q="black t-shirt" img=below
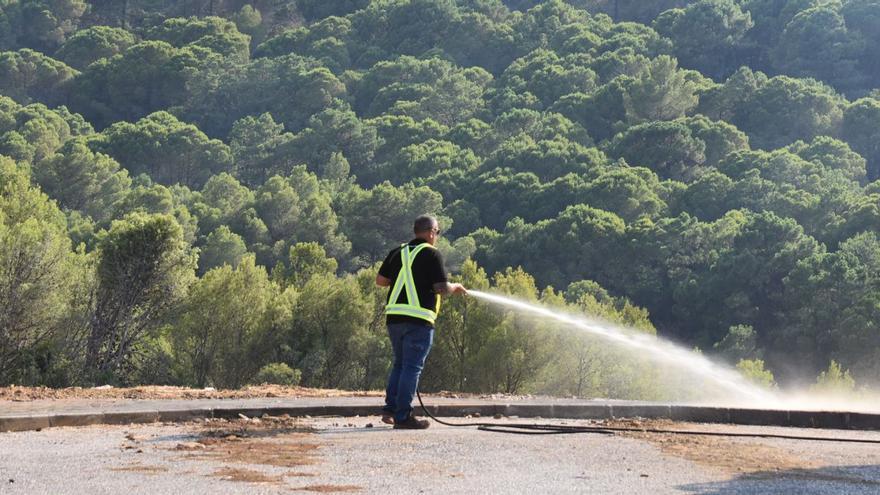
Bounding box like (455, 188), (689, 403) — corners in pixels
(378, 239), (448, 326)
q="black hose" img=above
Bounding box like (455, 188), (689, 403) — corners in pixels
(416, 390), (880, 443)
(416, 389), (614, 435)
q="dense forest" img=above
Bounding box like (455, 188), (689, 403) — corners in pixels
(1, 0), (877, 399)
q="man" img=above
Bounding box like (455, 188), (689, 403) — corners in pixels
(376, 215), (467, 429)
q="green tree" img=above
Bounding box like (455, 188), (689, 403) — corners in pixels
(2, 0), (88, 53)
(91, 111), (234, 189)
(771, 5), (865, 93)
(254, 16), (354, 72)
(0, 48), (77, 105)
(735, 358), (775, 388)
(426, 259), (501, 391)
(283, 242), (338, 289)
(297, 0), (369, 21)
(252, 167), (350, 264)
(55, 26), (137, 70)
(811, 360), (856, 394)
(496, 48), (598, 108)
(285, 273), (371, 388)
(337, 181), (445, 265)
(231, 5), (263, 38)
(369, 114), (446, 168)
(780, 233), (880, 381)
(183, 53), (346, 136)
(681, 114), (749, 167)
(227, 112), (291, 187)
(551, 76), (631, 142)
(711, 72), (846, 150)
(653, 0), (752, 79)
(286, 105), (379, 179)
(476, 266), (550, 393)
(481, 135), (606, 181)
(69, 41), (217, 128)
(0, 156), (81, 384)
(36, 138), (131, 222)
(606, 120), (707, 182)
(175, 255), (277, 387)
(713, 324), (760, 363)
(623, 55), (701, 123)
(85, 213), (196, 383)
(476, 204), (627, 290)
(145, 16), (251, 62)
(842, 98), (880, 181)
(192, 172), (255, 233)
(580, 167), (667, 221)
(0, 97), (93, 164)
(198, 225), (247, 274)
(353, 55), (489, 125)
(786, 136), (866, 183)
(383, 139), (478, 185)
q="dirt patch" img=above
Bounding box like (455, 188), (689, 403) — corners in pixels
(109, 464), (168, 474)
(212, 467), (286, 484)
(185, 434), (320, 467)
(638, 432), (818, 474)
(601, 419), (819, 474)
(172, 416), (322, 469)
(291, 485), (362, 493)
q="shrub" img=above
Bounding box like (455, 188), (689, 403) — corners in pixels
(253, 362), (301, 386)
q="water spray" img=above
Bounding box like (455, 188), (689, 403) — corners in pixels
(414, 290), (880, 442)
(466, 290), (774, 404)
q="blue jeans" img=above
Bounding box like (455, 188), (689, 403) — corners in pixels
(383, 322), (434, 422)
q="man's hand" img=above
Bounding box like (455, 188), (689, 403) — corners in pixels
(376, 274), (392, 287)
(434, 282), (467, 296)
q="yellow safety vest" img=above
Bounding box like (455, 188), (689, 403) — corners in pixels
(385, 243), (441, 324)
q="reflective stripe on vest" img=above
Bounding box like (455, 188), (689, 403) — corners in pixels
(385, 243), (439, 324)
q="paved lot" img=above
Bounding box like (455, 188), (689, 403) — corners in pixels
(1, 416), (879, 494)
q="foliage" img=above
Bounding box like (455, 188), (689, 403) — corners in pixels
(0, 156), (81, 384)
(0, 49), (77, 105)
(252, 362), (301, 386)
(174, 255), (276, 388)
(2, 0), (880, 395)
(735, 358), (776, 388)
(56, 26), (137, 70)
(90, 111), (234, 189)
(85, 213), (196, 383)
(811, 360), (856, 395)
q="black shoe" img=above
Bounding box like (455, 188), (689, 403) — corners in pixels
(393, 415), (430, 429)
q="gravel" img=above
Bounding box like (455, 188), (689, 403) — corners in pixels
(1, 417), (879, 494)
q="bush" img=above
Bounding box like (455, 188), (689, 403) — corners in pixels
(811, 360), (856, 395)
(736, 358), (776, 388)
(253, 362), (301, 386)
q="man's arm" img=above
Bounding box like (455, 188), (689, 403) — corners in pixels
(433, 281), (467, 295)
(376, 248), (396, 287)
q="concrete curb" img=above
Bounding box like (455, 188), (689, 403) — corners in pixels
(2, 403), (879, 433)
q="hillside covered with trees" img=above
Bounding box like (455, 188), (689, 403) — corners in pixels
(1, 0), (878, 398)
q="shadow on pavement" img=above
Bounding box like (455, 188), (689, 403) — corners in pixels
(679, 465), (880, 494)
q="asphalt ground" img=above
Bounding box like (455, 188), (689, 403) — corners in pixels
(1, 416), (879, 494)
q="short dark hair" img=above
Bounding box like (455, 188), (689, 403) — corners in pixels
(413, 215), (437, 234)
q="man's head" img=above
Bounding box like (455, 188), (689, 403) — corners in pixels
(413, 214), (440, 245)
